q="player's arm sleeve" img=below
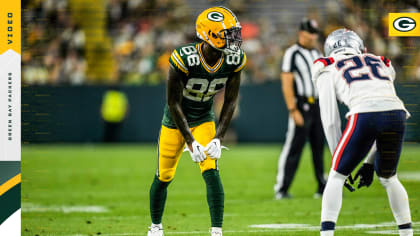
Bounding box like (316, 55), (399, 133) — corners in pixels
(380, 56), (396, 81)
(379, 56), (411, 119)
(315, 71), (342, 154)
(169, 49), (189, 75)
(233, 51), (247, 72)
(388, 63), (396, 81)
(281, 48), (294, 72)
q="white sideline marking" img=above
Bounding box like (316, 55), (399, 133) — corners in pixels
(96, 234), (139, 236)
(399, 171), (420, 181)
(22, 203), (109, 213)
(250, 221), (419, 231)
(167, 230), (283, 234)
(366, 229), (420, 235)
(338, 222), (395, 229)
(65, 222), (420, 236)
(250, 223), (317, 230)
(67, 230), (319, 236)
(73, 234), (139, 236)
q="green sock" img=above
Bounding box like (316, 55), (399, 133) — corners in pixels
(202, 169), (224, 227)
(149, 176), (171, 224)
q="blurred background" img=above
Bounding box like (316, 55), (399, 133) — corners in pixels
(22, 0), (420, 143)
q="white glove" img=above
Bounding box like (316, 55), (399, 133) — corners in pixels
(205, 138), (222, 159)
(186, 140), (206, 163)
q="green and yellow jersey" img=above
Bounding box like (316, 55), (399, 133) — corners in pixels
(162, 42), (246, 129)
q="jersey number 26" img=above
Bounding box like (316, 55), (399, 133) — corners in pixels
(336, 55), (390, 84)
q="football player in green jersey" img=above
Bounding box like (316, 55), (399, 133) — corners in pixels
(147, 6), (246, 236)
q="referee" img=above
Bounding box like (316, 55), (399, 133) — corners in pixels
(274, 18), (326, 199)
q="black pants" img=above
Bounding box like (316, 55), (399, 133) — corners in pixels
(274, 99), (326, 194)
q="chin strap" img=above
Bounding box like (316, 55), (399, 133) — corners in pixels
(211, 44), (240, 55)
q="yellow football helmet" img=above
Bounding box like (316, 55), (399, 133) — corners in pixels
(196, 6), (242, 55)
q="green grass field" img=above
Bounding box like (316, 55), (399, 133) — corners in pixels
(22, 144), (420, 236)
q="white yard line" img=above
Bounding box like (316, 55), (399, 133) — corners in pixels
(399, 171), (420, 181)
(66, 222), (419, 236)
(366, 229), (420, 235)
(249, 222), (419, 230)
(167, 229), (313, 234)
(22, 203), (109, 213)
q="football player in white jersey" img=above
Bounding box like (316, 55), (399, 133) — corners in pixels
(312, 29), (413, 236)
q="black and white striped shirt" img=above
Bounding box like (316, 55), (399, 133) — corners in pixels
(282, 43), (322, 98)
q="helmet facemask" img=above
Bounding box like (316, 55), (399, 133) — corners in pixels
(218, 27), (242, 55)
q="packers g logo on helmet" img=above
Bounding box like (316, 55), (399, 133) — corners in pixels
(207, 11), (224, 22)
(196, 7), (242, 55)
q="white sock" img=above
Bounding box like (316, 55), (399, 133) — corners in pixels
(399, 228), (413, 236)
(320, 230), (334, 236)
(211, 227), (222, 232)
(151, 223), (162, 229)
(321, 170), (347, 225)
(379, 175), (412, 226)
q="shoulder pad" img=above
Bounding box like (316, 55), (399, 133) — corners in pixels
(312, 57), (334, 82)
(313, 57), (335, 66)
(169, 45), (197, 75)
(380, 56), (390, 67)
(233, 50), (247, 72)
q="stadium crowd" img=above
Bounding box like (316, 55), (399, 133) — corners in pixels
(23, 0), (420, 85)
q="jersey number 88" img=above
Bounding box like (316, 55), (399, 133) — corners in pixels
(183, 78), (228, 102)
(180, 46), (200, 66)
